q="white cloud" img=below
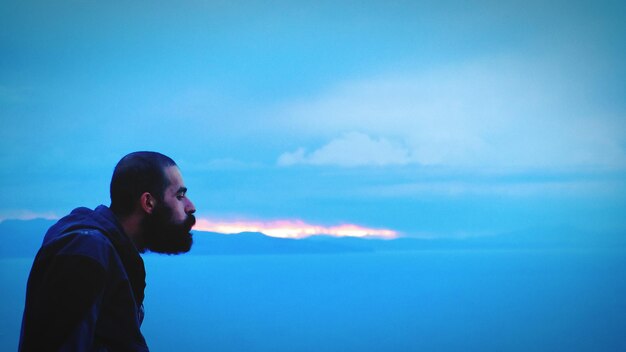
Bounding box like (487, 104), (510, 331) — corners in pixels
(275, 57), (626, 170)
(278, 132), (411, 167)
(277, 148), (307, 166)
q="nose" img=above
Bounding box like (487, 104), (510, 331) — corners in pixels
(185, 198), (196, 215)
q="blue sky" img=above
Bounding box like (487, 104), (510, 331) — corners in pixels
(1, 0), (625, 238)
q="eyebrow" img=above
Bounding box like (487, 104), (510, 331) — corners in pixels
(176, 187), (188, 194)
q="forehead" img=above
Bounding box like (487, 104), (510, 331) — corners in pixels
(163, 165), (184, 192)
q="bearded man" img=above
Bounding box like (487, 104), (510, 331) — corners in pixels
(19, 151), (196, 351)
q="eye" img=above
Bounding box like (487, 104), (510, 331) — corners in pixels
(176, 194), (185, 200)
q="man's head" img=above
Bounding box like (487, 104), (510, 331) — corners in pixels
(110, 151), (196, 254)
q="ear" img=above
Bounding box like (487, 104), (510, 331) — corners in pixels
(139, 192), (157, 215)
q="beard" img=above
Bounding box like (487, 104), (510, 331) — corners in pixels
(141, 202), (195, 254)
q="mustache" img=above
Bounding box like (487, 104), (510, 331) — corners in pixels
(185, 214), (196, 229)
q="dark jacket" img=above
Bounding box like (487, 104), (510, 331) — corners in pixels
(19, 205), (149, 351)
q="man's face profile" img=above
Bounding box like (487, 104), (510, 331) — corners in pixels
(142, 166), (196, 254)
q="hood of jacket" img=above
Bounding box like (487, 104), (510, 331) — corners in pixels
(43, 205), (146, 306)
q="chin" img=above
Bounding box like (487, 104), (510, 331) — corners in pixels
(145, 231), (193, 255)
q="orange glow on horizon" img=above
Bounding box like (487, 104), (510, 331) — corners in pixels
(193, 218), (398, 239)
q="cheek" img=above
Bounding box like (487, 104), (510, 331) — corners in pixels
(172, 203), (188, 222)
(163, 198), (185, 222)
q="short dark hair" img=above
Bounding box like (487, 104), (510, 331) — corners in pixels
(110, 151), (177, 217)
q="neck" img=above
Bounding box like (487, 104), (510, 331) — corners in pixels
(115, 212), (145, 251)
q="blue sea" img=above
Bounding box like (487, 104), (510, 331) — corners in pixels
(2, 249), (626, 351)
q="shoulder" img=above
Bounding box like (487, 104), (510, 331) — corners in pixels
(43, 229), (117, 267)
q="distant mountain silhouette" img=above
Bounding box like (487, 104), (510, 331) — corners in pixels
(0, 219), (53, 259)
(0, 220), (374, 258)
(1, 218), (624, 259)
(309, 227), (626, 252)
(190, 231), (373, 255)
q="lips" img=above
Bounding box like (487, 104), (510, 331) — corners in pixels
(185, 214), (196, 231)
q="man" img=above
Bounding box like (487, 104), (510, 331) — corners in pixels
(19, 151), (196, 351)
